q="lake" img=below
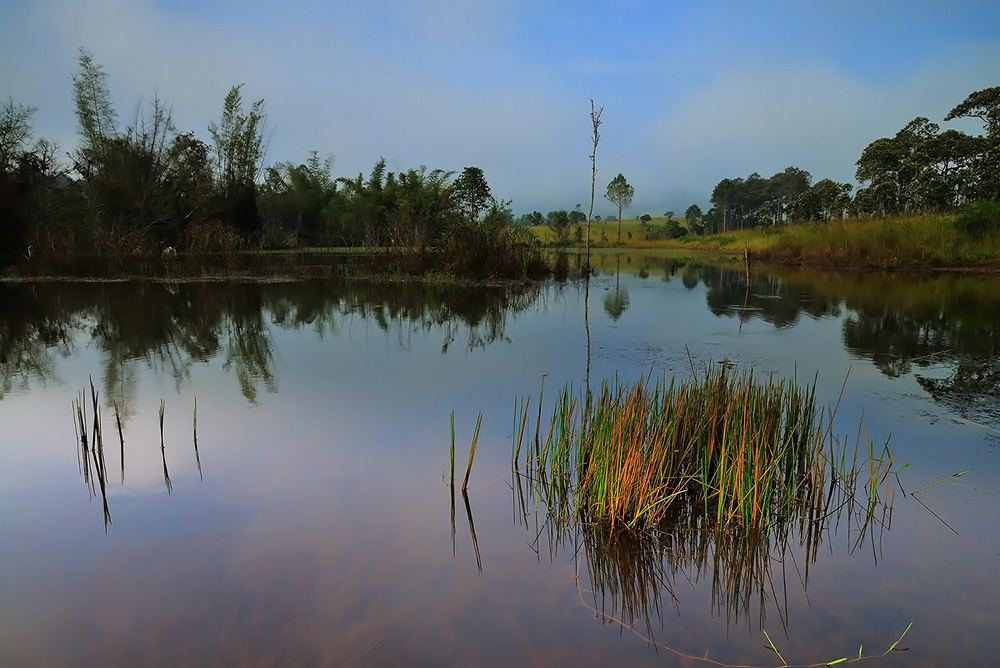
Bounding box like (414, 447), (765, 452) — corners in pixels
(1, 254), (998, 666)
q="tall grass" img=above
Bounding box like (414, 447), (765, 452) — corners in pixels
(514, 366), (894, 535)
(670, 212), (1000, 269)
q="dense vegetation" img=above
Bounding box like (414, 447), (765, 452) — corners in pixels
(531, 86), (1000, 250)
(3, 50), (997, 273)
(691, 87), (1000, 234)
(0, 50), (544, 278)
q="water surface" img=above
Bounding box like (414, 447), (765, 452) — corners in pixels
(1, 257), (998, 666)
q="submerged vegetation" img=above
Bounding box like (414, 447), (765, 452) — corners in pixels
(512, 366), (894, 534)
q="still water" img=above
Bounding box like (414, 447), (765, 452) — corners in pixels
(1, 255), (998, 666)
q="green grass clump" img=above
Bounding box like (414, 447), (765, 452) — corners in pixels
(514, 366), (894, 534)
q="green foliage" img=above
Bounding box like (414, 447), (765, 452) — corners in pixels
(605, 173), (634, 213)
(954, 199), (1000, 236)
(72, 48), (117, 155)
(789, 178), (853, 222)
(452, 166), (492, 219)
(69, 50), (185, 243)
(517, 211), (544, 227)
(639, 213), (652, 224)
(209, 84), (267, 234)
(0, 98), (47, 256)
(945, 85), (1000, 135)
(546, 209), (571, 245)
(605, 173), (634, 242)
(438, 200), (548, 279)
(0, 97), (37, 172)
(711, 166), (812, 230)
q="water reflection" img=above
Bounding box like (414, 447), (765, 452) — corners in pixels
(3, 263), (998, 423)
(590, 256), (1000, 423)
(0, 280), (545, 406)
(512, 459), (892, 645)
(4, 267), (996, 664)
(602, 256), (631, 321)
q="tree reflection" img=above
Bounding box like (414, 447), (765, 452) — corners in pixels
(0, 280), (544, 407)
(665, 263), (1000, 423)
(603, 256), (630, 321)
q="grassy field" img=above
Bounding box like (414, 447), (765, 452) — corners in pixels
(533, 212), (1000, 271)
(530, 217), (683, 245)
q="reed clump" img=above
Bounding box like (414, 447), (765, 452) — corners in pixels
(515, 366), (894, 534)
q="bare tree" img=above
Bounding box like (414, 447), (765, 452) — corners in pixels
(587, 100), (603, 259)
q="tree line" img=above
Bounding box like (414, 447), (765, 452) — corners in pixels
(0, 49), (531, 270)
(695, 86), (1000, 233)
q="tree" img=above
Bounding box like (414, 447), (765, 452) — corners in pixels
(569, 203), (586, 224)
(945, 86), (1000, 136)
(70, 50), (182, 239)
(72, 48), (117, 156)
(664, 218), (687, 238)
(0, 97), (47, 255)
(165, 132), (214, 227)
(209, 84), (267, 234)
(768, 166), (811, 224)
(0, 97), (37, 173)
(452, 166), (491, 219)
(684, 204), (702, 221)
(605, 173), (633, 243)
(546, 209), (571, 245)
(789, 179), (852, 221)
(639, 213), (652, 225)
(946, 86), (1000, 199)
(663, 210), (675, 221)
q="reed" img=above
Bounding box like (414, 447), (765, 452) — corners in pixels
(517, 366), (895, 535)
(158, 399), (166, 450)
(158, 398), (172, 494)
(449, 411), (456, 486)
(461, 412), (482, 493)
(72, 381), (111, 528)
(193, 397), (202, 481)
(113, 400), (125, 484)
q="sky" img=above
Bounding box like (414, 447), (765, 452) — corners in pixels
(2, 0), (999, 214)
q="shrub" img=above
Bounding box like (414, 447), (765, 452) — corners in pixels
(438, 212), (549, 279)
(183, 219), (244, 254)
(955, 200), (1000, 236)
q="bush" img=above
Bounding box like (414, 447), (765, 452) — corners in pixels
(183, 220), (244, 254)
(438, 213), (549, 279)
(955, 200), (1000, 236)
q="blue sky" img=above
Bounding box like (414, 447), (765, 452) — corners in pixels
(2, 0), (999, 213)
